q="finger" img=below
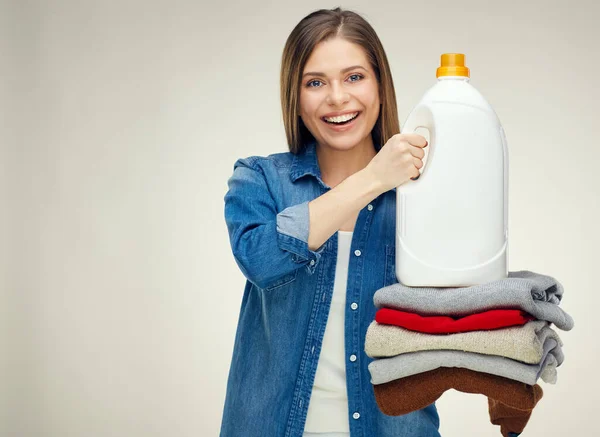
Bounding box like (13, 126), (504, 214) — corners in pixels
(410, 162), (421, 180)
(401, 133), (428, 147)
(408, 145), (425, 160)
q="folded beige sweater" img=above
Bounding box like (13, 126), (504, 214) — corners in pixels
(365, 319), (562, 364)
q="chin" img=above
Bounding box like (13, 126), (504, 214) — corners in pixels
(324, 132), (370, 150)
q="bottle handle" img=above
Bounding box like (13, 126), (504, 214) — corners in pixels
(400, 103), (436, 181)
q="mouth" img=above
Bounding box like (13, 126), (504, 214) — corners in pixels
(321, 111), (362, 129)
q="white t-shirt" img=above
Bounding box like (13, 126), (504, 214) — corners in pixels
(304, 230), (353, 432)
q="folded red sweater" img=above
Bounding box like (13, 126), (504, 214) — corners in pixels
(375, 308), (535, 334)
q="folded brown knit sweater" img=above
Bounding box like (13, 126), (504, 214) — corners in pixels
(373, 367), (543, 437)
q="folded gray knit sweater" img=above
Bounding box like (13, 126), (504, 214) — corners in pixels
(368, 337), (563, 386)
(373, 270), (574, 331)
(365, 320), (563, 363)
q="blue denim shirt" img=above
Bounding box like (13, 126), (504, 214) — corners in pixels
(220, 140), (440, 437)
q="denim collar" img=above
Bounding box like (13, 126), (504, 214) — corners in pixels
(290, 139), (396, 192)
(290, 139), (322, 184)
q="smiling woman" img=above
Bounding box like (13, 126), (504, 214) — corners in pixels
(220, 6), (434, 437)
(280, 12), (400, 156)
(298, 38), (381, 151)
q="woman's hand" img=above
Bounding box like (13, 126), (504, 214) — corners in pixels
(364, 133), (429, 192)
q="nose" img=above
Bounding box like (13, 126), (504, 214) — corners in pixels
(326, 82), (350, 106)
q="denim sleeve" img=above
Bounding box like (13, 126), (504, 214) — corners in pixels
(224, 157), (326, 290)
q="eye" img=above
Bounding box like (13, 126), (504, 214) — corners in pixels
(305, 74), (364, 88)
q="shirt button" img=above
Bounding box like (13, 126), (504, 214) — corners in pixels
(350, 354), (357, 362)
(367, 204), (373, 211)
(350, 302), (358, 310)
(309, 260), (315, 266)
(354, 249), (361, 257)
(353, 412), (360, 420)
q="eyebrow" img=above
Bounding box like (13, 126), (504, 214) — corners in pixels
(302, 65), (367, 78)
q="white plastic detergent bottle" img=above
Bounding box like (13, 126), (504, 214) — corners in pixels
(396, 53), (508, 287)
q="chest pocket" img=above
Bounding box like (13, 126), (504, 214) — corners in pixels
(384, 244), (398, 287)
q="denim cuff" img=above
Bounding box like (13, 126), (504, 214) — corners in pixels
(276, 201), (325, 274)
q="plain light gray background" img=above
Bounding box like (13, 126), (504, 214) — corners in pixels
(2, 0), (599, 436)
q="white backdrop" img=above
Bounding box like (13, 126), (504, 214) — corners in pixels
(3, 0), (598, 436)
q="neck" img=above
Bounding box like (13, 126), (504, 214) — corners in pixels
(316, 136), (377, 188)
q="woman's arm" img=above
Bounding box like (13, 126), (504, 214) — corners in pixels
(225, 135), (426, 290)
(307, 133), (428, 250)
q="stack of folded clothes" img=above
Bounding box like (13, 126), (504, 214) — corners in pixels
(365, 270), (574, 437)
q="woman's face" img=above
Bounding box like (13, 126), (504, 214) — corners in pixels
(299, 36), (381, 153)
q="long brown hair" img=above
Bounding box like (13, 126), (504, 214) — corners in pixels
(280, 7), (400, 154)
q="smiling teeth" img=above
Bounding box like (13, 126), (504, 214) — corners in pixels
(324, 112), (359, 123)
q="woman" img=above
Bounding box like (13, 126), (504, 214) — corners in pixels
(220, 7), (436, 437)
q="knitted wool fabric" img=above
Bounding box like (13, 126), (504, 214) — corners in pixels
(375, 308), (534, 334)
(372, 367), (543, 437)
(368, 337), (562, 386)
(365, 319), (562, 363)
(373, 270), (574, 331)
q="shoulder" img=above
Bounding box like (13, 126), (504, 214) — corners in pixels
(226, 148), (299, 193)
(233, 150), (295, 172)
(231, 149), (297, 187)
(226, 150), (298, 203)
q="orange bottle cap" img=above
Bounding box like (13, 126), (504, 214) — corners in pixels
(436, 53), (470, 78)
